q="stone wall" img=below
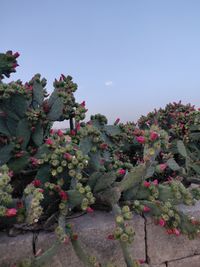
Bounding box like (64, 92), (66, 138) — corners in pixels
(1, 202), (200, 267)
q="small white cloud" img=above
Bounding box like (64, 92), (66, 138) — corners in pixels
(105, 81), (113, 86)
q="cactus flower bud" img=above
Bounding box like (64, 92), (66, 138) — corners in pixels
(13, 52), (20, 58)
(114, 118), (120, 125)
(120, 233), (129, 242)
(12, 63), (19, 69)
(80, 101), (86, 107)
(122, 206), (130, 213)
(116, 215), (124, 224)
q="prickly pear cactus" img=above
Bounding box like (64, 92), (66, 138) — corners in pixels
(1, 51), (200, 267)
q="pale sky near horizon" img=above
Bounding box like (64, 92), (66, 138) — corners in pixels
(1, 0), (200, 128)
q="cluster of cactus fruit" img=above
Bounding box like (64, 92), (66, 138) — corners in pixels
(1, 51), (200, 267)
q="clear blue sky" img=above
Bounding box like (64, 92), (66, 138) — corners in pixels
(1, 0), (200, 127)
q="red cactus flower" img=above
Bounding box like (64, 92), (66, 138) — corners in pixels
(150, 131), (159, 141)
(138, 259), (145, 264)
(30, 157), (39, 166)
(166, 229), (173, 235)
(143, 206), (150, 212)
(64, 153), (72, 161)
(76, 123), (81, 131)
(8, 171), (13, 177)
(39, 189), (44, 193)
(118, 169), (126, 175)
(70, 130), (76, 136)
(107, 234), (115, 240)
(57, 129), (63, 137)
(32, 179), (41, 187)
(86, 207), (94, 213)
(17, 201), (24, 209)
(50, 129), (55, 134)
(100, 143), (108, 150)
(136, 136), (146, 144)
(15, 151), (24, 158)
(59, 191), (68, 201)
(144, 181), (151, 187)
(45, 138), (53, 145)
(5, 208), (17, 217)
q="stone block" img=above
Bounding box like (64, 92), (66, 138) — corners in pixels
(167, 255), (200, 267)
(146, 216), (200, 265)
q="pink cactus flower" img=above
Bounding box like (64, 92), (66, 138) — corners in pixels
(153, 179), (158, 185)
(159, 218), (166, 227)
(173, 228), (181, 236)
(5, 208), (17, 217)
(159, 163), (167, 171)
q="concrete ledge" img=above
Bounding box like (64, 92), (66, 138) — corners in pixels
(0, 211), (145, 267)
(0, 202), (200, 267)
